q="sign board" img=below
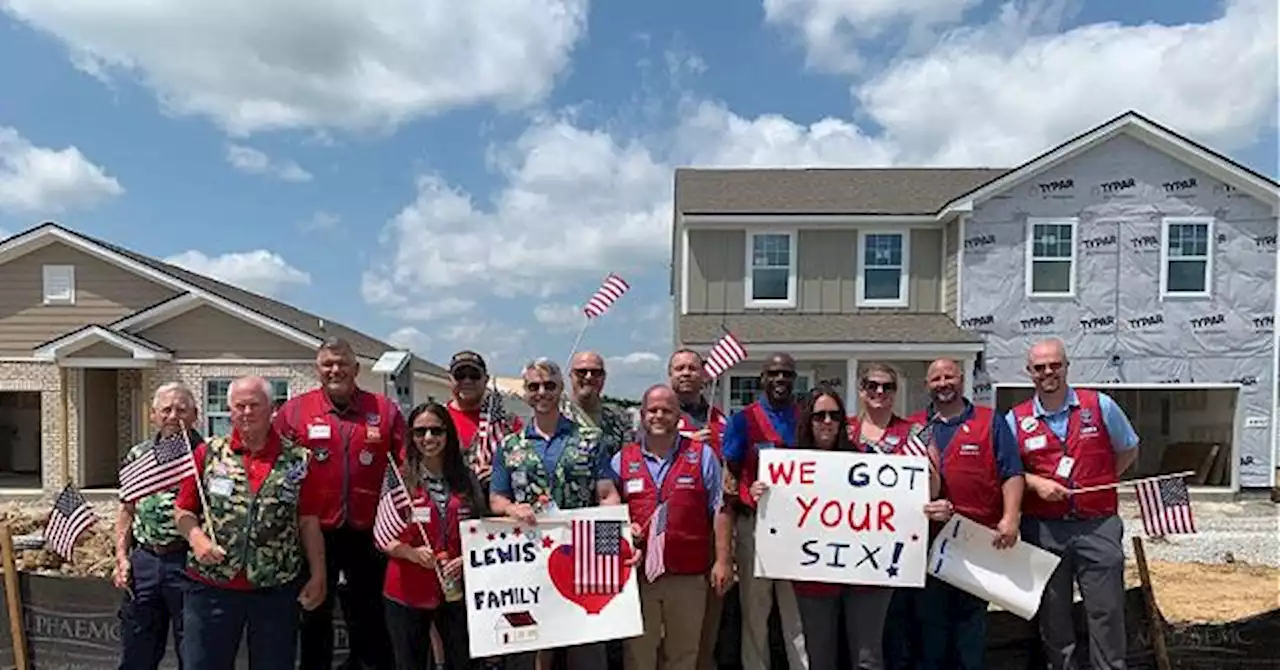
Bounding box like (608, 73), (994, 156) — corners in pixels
(753, 449), (931, 588)
(462, 505), (642, 658)
(927, 514), (1062, 620)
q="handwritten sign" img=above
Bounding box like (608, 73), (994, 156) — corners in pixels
(753, 449), (930, 588)
(462, 505), (642, 658)
(928, 515), (1061, 620)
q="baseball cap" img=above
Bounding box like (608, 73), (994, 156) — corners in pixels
(449, 350), (487, 374)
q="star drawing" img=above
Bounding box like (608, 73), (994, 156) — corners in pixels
(887, 566), (899, 578)
(541, 536), (554, 549)
(512, 526), (522, 536)
(487, 533), (496, 541)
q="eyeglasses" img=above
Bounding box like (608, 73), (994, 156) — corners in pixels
(1030, 361), (1064, 374)
(810, 410), (843, 423)
(452, 369), (483, 382)
(861, 379), (897, 394)
(764, 369), (796, 380)
(525, 381), (559, 393)
(412, 426), (447, 438)
(572, 368), (604, 378)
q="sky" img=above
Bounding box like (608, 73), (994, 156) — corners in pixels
(0, 0), (1276, 398)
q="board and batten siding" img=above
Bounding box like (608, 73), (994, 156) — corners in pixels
(683, 228), (942, 313)
(0, 243), (180, 356)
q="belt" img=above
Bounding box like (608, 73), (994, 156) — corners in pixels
(139, 539), (188, 555)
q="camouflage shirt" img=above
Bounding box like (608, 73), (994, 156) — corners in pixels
(568, 402), (634, 457)
(498, 417), (605, 512)
(121, 438), (183, 547)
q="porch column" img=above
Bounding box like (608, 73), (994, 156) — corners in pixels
(963, 353), (977, 401)
(845, 357), (860, 415)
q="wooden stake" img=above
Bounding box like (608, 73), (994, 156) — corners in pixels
(1132, 536), (1171, 670)
(0, 525), (29, 670)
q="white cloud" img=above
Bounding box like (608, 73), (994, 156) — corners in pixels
(3, 0), (590, 135)
(0, 127), (123, 213)
(298, 210), (340, 233)
(225, 145), (312, 182)
(435, 318), (531, 374)
(386, 326), (431, 354)
(165, 249), (311, 297)
(533, 302), (585, 332)
(606, 351), (662, 371)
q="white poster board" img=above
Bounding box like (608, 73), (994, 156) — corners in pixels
(754, 450), (931, 588)
(462, 505), (642, 658)
(927, 514), (1062, 620)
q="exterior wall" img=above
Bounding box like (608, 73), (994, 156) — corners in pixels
(134, 305), (316, 359)
(942, 216), (960, 320)
(0, 243), (178, 356)
(959, 134), (1278, 487)
(145, 362), (317, 436)
(66, 341), (137, 358)
(717, 358), (934, 416)
(684, 228), (943, 314)
(0, 362), (72, 492)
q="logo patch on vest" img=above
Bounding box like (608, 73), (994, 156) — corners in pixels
(1080, 408), (1094, 424)
(366, 413), (381, 427)
(1019, 416), (1039, 433)
(314, 447), (330, 462)
(627, 461), (642, 473)
(366, 426), (381, 442)
(1024, 435), (1047, 451)
(959, 443), (980, 454)
(358, 450), (374, 466)
(684, 450), (698, 463)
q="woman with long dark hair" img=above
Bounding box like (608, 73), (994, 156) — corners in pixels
(379, 402), (487, 670)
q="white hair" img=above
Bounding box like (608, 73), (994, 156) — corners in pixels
(522, 357), (563, 384)
(228, 376), (273, 401)
(152, 382), (195, 409)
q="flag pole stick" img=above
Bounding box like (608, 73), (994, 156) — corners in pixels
(385, 459), (452, 589)
(1069, 471), (1195, 495)
(1132, 536), (1172, 670)
(0, 525), (29, 670)
(178, 422), (217, 546)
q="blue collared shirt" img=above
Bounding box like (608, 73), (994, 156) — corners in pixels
(925, 400), (1023, 480)
(490, 415), (611, 498)
(607, 437), (723, 517)
(995, 388), (1140, 461)
(722, 395), (797, 465)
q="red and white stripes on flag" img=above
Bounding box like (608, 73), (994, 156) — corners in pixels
(644, 503), (668, 583)
(573, 519), (623, 595)
(900, 426), (930, 458)
(702, 330), (747, 380)
(373, 465), (412, 551)
(45, 485), (97, 561)
(583, 273), (630, 319)
(1136, 476), (1197, 537)
(119, 433), (196, 503)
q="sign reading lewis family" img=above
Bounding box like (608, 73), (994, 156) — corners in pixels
(462, 505), (643, 658)
(754, 450), (930, 588)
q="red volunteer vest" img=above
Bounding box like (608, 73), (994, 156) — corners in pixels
(383, 487), (473, 610)
(737, 402), (798, 510)
(924, 406), (1003, 529)
(619, 439), (711, 576)
(1013, 389), (1118, 519)
(676, 405), (727, 459)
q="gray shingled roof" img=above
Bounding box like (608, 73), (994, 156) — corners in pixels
(679, 313), (982, 346)
(674, 167), (1011, 216)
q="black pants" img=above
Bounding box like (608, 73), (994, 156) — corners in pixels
(384, 599), (472, 670)
(119, 546), (187, 670)
(300, 526), (394, 670)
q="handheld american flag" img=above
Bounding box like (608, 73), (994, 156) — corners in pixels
(644, 503), (668, 583)
(119, 432), (196, 503)
(373, 465), (411, 551)
(900, 424), (930, 459)
(573, 519), (623, 595)
(583, 273), (630, 319)
(472, 389), (506, 474)
(703, 330), (747, 380)
(45, 485), (97, 561)
(1136, 476), (1196, 537)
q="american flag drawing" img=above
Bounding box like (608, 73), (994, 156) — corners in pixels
(119, 433), (195, 503)
(573, 519), (623, 594)
(644, 504), (668, 583)
(1136, 476), (1197, 537)
(45, 485), (97, 561)
(583, 273), (630, 319)
(373, 465), (412, 551)
(703, 330), (747, 380)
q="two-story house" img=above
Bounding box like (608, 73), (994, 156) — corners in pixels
(671, 111), (1279, 492)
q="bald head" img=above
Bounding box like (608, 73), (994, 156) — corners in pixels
(925, 358), (964, 407)
(1027, 338), (1068, 365)
(570, 351), (607, 403)
(1026, 338), (1069, 394)
(640, 384), (680, 440)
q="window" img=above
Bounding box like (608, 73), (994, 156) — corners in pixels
(725, 372), (815, 413)
(857, 232), (909, 307)
(745, 231), (797, 307)
(204, 378), (290, 437)
(1025, 218), (1077, 297)
(1161, 217), (1213, 298)
(42, 265), (75, 305)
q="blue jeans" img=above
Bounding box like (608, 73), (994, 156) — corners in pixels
(119, 547), (187, 670)
(181, 577), (302, 670)
(919, 576), (988, 670)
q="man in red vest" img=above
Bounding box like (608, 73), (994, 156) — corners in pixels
(721, 353), (807, 670)
(273, 337), (406, 670)
(999, 339), (1140, 670)
(610, 384), (733, 670)
(911, 358), (1025, 670)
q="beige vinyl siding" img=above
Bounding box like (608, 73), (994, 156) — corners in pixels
(65, 341), (138, 358)
(942, 217), (960, 319)
(135, 305), (315, 359)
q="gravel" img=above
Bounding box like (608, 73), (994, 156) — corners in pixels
(1118, 498), (1279, 567)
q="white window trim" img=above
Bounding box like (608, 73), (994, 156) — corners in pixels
(204, 377), (290, 436)
(744, 230), (798, 308)
(1024, 217), (1078, 299)
(41, 264), (75, 305)
(856, 230), (911, 308)
(1159, 216), (1215, 300)
(722, 370), (816, 412)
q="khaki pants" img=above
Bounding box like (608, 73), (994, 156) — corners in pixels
(736, 516), (807, 670)
(624, 574), (708, 670)
(696, 584), (724, 670)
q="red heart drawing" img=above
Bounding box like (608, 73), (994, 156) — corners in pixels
(546, 541), (634, 615)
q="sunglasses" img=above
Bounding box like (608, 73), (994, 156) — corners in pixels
(572, 368), (604, 378)
(810, 410), (843, 423)
(1030, 361), (1064, 374)
(452, 369), (483, 382)
(861, 379), (897, 394)
(412, 426), (447, 438)
(525, 381), (559, 393)
(764, 369), (796, 379)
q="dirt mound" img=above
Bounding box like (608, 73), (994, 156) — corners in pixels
(0, 504), (116, 580)
(1132, 560), (1280, 623)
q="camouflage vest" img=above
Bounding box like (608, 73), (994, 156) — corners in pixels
(501, 421), (600, 511)
(123, 440), (182, 547)
(189, 436), (309, 587)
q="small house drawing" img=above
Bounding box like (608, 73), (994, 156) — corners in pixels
(495, 611), (539, 646)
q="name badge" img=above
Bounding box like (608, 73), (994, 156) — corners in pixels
(411, 506), (432, 523)
(1024, 435), (1047, 451)
(959, 443), (980, 454)
(1081, 426), (1099, 435)
(1055, 456), (1076, 479)
(208, 477), (234, 497)
(307, 424), (331, 441)
(512, 471), (528, 487)
(625, 479), (645, 494)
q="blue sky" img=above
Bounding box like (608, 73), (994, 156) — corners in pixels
(0, 0), (1275, 397)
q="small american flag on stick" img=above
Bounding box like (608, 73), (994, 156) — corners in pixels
(1136, 476), (1196, 537)
(583, 273), (630, 319)
(373, 465), (411, 551)
(119, 432), (195, 503)
(644, 503), (668, 583)
(45, 485), (97, 561)
(573, 519), (623, 595)
(899, 425), (930, 459)
(703, 330), (747, 380)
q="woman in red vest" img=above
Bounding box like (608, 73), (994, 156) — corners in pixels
(379, 403), (486, 670)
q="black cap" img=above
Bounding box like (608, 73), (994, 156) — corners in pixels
(449, 350), (487, 374)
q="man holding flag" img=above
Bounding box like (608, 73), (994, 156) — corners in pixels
(444, 350), (522, 486)
(611, 384), (732, 670)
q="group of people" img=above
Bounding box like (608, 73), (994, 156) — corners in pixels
(114, 334), (1140, 670)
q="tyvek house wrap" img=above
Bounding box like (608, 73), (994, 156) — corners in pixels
(959, 133), (1277, 488)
